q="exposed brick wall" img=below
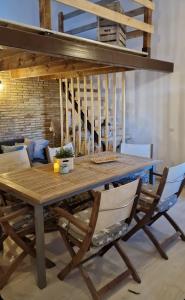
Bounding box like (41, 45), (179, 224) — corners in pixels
(0, 72), (61, 145)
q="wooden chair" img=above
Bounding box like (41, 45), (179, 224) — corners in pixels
(112, 143), (153, 188)
(123, 162), (185, 260)
(0, 148), (31, 250)
(0, 148), (56, 285)
(52, 179), (141, 300)
(0, 148), (31, 174)
(0, 203), (55, 289)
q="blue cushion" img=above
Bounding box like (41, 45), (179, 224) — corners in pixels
(33, 139), (49, 160)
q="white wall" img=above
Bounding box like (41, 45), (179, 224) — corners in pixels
(126, 0), (185, 167)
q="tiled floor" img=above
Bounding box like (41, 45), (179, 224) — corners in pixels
(1, 197), (185, 300)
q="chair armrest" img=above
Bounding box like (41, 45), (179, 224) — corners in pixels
(141, 188), (160, 199)
(0, 206), (31, 223)
(152, 172), (162, 177)
(52, 207), (92, 234)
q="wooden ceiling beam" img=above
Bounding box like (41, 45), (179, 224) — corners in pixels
(41, 66), (132, 80)
(10, 61), (104, 79)
(56, 0), (154, 33)
(0, 25), (174, 73)
(0, 52), (58, 71)
(39, 0), (51, 29)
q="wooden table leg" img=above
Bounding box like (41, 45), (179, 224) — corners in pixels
(34, 205), (46, 289)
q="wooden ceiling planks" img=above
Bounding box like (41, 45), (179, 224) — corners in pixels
(0, 51), (59, 71)
(10, 60), (106, 79)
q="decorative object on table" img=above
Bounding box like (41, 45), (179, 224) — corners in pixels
(60, 163), (69, 174)
(91, 154), (118, 164)
(54, 147), (74, 171)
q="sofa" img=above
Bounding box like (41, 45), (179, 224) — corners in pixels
(0, 138), (48, 164)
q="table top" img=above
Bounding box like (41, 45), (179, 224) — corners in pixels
(0, 152), (160, 206)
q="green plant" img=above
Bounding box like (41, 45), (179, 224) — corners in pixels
(55, 148), (74, 159)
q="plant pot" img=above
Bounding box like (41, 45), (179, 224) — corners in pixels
(54, 157), (74, 171)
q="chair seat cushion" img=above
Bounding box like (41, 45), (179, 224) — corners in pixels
(1, 204), (57, 234)
(59, 207), (128, 248)
(58, 192), (93, 213)
(138, 193), (178, 213)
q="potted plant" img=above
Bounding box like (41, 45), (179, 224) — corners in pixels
(54, 148), (74, 171)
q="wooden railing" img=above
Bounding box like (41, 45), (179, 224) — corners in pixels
(59, 73), (126, 154)
(56, 0), (154, 55)
(39, 0), (154, 55)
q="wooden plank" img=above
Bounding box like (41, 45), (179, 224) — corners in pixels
(90, 76), (95, 153)
(71, 77), (76, 148)
(105, 74), (109, 151)
(112, 73), (117, 152)
(58, 12), (64, 32)
(66, 22), (97, 35)
(125, 7), (145, 18)
(121, 72), (126, 143)
(63, 0), (115, 20)
(39, 0), (51, 29)
(59, 79), (64, 146)
(97, 75), (102, 151)
(42, 66), (131, 80)
(77, 77), (81, 154)
(65, 79), (69, 143)
(131, 0), (154, 10)
(0, 52), (57, 71)
(83, 76), (88, 154)
(126, 30), (143, 39)
(0, 25), (174, 73)
(56, 0), (154, 33)
(143, 4), (153, 56)
(10, 61), (103, 79)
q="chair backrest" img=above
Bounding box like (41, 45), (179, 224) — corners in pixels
(95, 179), (139, 233)
(159, 163), (185, 202)
(46, 143), (75, 163)
(0, 148), (31, 174)
(120, 143), (152, 159)
(46, 146), (60, 163)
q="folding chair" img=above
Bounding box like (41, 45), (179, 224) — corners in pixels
(52, 179), (141, 300)
(123, 163), (185, 260)
(0, 148), (31, 251)
(0, 203), (56, 289)
(112, 143), (153, 187)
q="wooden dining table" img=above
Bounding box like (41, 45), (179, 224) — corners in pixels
(0, 152), (160, 289)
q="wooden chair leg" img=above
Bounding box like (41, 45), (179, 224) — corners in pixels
(98, 242), (113, 257)
(142, 225), (168, 260)
(79, 265), (100, 300)
(163, 211), (185, 241)
(0, 250), (27, 289)
(132, 214), (168, 260)
(148, 212), (163, 226)
(123, 214), (150, 241)
(114, 241), (141, 283)
(57, 232), (81, 280)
